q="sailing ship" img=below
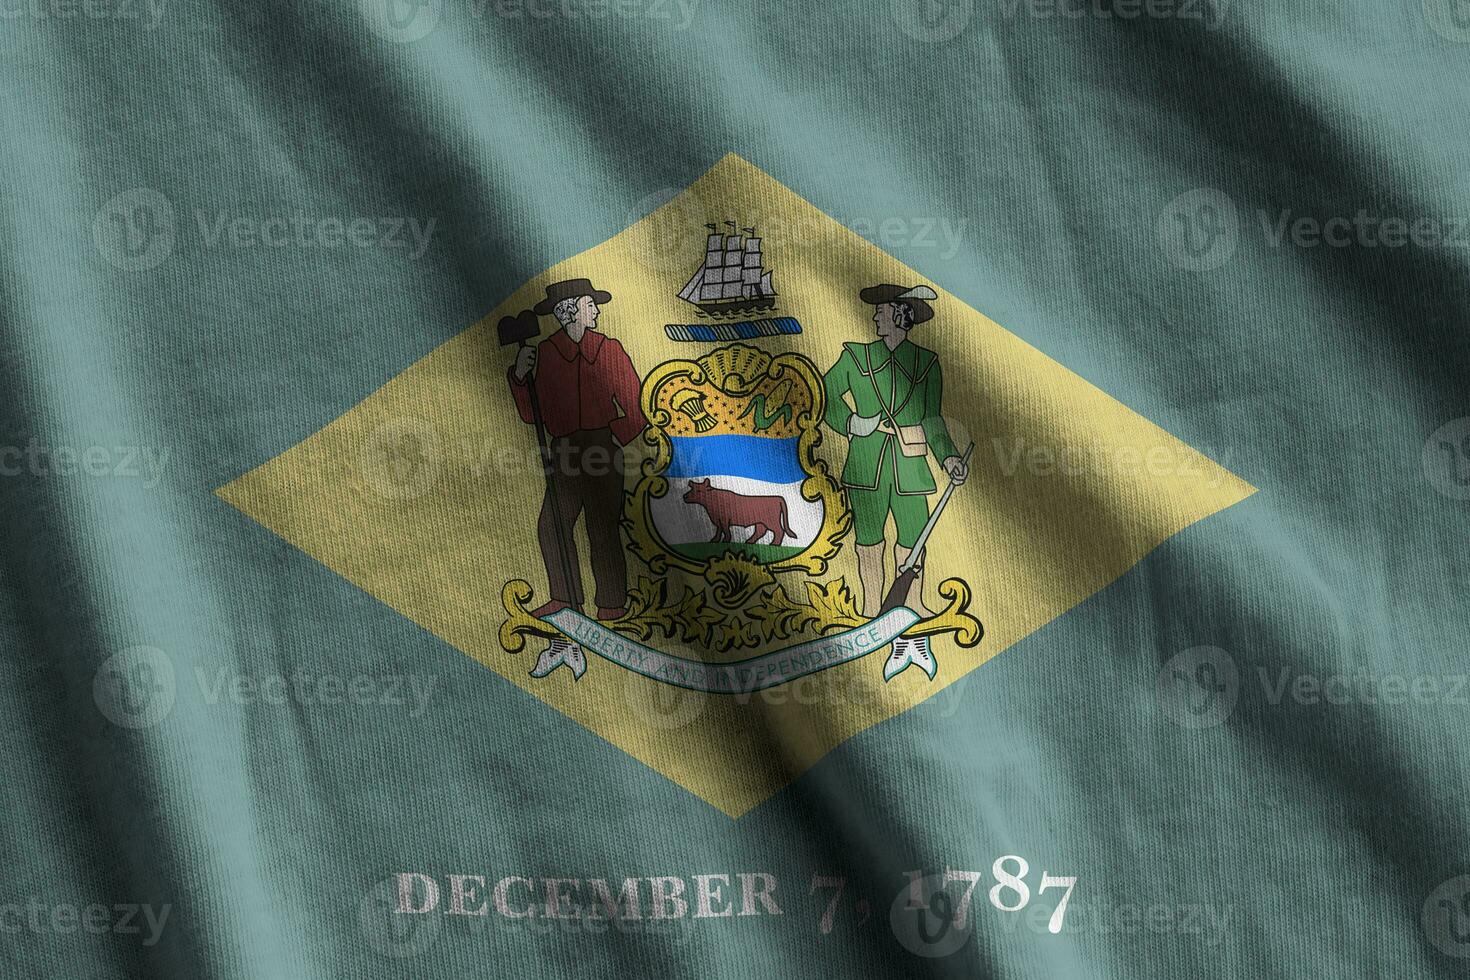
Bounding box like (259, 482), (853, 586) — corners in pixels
(677, 221), (777, 317)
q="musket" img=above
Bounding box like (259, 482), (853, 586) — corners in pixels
(878, 442), (974, 615)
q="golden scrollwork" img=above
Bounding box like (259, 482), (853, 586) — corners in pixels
(501, 568), (983, 656)
(902, 578), (984, 645)
(498, 579), (565, 651)
(701, 553), (775, 607)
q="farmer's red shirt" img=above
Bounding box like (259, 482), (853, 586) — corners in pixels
(507, 328), (647, 445)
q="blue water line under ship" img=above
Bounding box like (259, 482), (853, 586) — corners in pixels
(677, 222), (777, 317)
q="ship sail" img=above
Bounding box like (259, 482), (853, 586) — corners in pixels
(698, 231), (726, 302)
(739, 236), (764, 299)
(680, 223), (778, 313)
(720, 234), (744, 300)
(678, 267), (703, 302)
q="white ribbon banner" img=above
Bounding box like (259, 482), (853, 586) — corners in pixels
(541, 607), (921, 693)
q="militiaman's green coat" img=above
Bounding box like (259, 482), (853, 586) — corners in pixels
(822, 338), (960, 494)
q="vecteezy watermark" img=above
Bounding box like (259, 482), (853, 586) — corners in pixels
(93, 647), (439, 728)
(1155, 646), (1239, 729)
(194, 210), (436, 259)
(617, 661), (942, 730)
(360, 0), (441, 42)
(624, 186), (718, 275)
(93, 189), (176, 272)
(993, 897), (1234, 946)
(425, 901), (699, 943)
(361, 0), (697, 42)
(363, 874), (707, 955)
(892, 0), (1223, 42)
(837, 213), (967, 259)
(192, 667), (438, 718)
(1258, 210), (1470, 251)
(494, 907), (696, 941)
(373, 420), (950, 504)
(888, 872), (975, 958)
(470, 0), (700, 29)
(992, 436), (1234, 487)
(361, 877), (442, 959)
(622, 669), (706, 731)
(1159, 188), (1470, 272)
(1156, 188), (1240, 272)
(1424, 417), (1470, 501)
(624, 185), (968, 279)
(360, 418), (443, 501)
(358, 417), (643, 504)
(93, 189), (437, 271)
(1423, 0), (1470, 43)
(1157, 647), (1470, 728)
(0, 0), (167, 29)
(0, 899), (170, 947)
(890, 0), (974, 42)
(996, 0), (1227, 28)
(1256, 668), (1470, 709)
(0, 439), (169, 488)
(93, 646), (177, 730)
(1423, 876), (1470, 958)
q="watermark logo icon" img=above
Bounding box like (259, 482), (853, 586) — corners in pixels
(1157, 188), (1238, 272)
(889, 873), (974, 958)
(360, 0), (441, 42)
(93, 646), (176, 729)
(360, 418), (442, 501)
(1155, 646), (1238, 729)
(1423, 876), (1470, 957)
(891, 0), (973, 42)
(360, 877), (441, 959)
(623, 670), (706, 731)
(1424, 417), (1470, 501)
(625, 186), (712, 276)
(1424, 0), (1470, 42)
(93, 189), (175, 272)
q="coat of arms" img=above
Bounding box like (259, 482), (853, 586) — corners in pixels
(497, 227), (983, 692)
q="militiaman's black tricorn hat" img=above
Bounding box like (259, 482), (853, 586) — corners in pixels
(532, 278), (613, 316)
(859, 283), (937, 324)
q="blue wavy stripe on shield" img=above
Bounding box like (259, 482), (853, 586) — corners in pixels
(666, 435), (806, 484)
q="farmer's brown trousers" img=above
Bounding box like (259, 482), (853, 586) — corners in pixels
(537, 428), (627, 611)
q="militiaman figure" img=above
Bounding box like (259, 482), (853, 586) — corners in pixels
(823, 284), (968, 618)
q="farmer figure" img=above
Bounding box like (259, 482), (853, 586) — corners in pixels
(507, 278), (646, 622)
(822, 284), (968, 618)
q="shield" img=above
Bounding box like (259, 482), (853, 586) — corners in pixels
(629, 343), (849, 576)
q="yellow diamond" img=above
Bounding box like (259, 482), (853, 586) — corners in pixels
(216, 154), (1255, 818)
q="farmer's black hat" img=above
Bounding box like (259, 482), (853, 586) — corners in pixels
(532, 278), (612, 316)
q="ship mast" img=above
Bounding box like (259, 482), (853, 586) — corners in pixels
(681, 218), (777, 308)
(741, 227), (763, 300)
